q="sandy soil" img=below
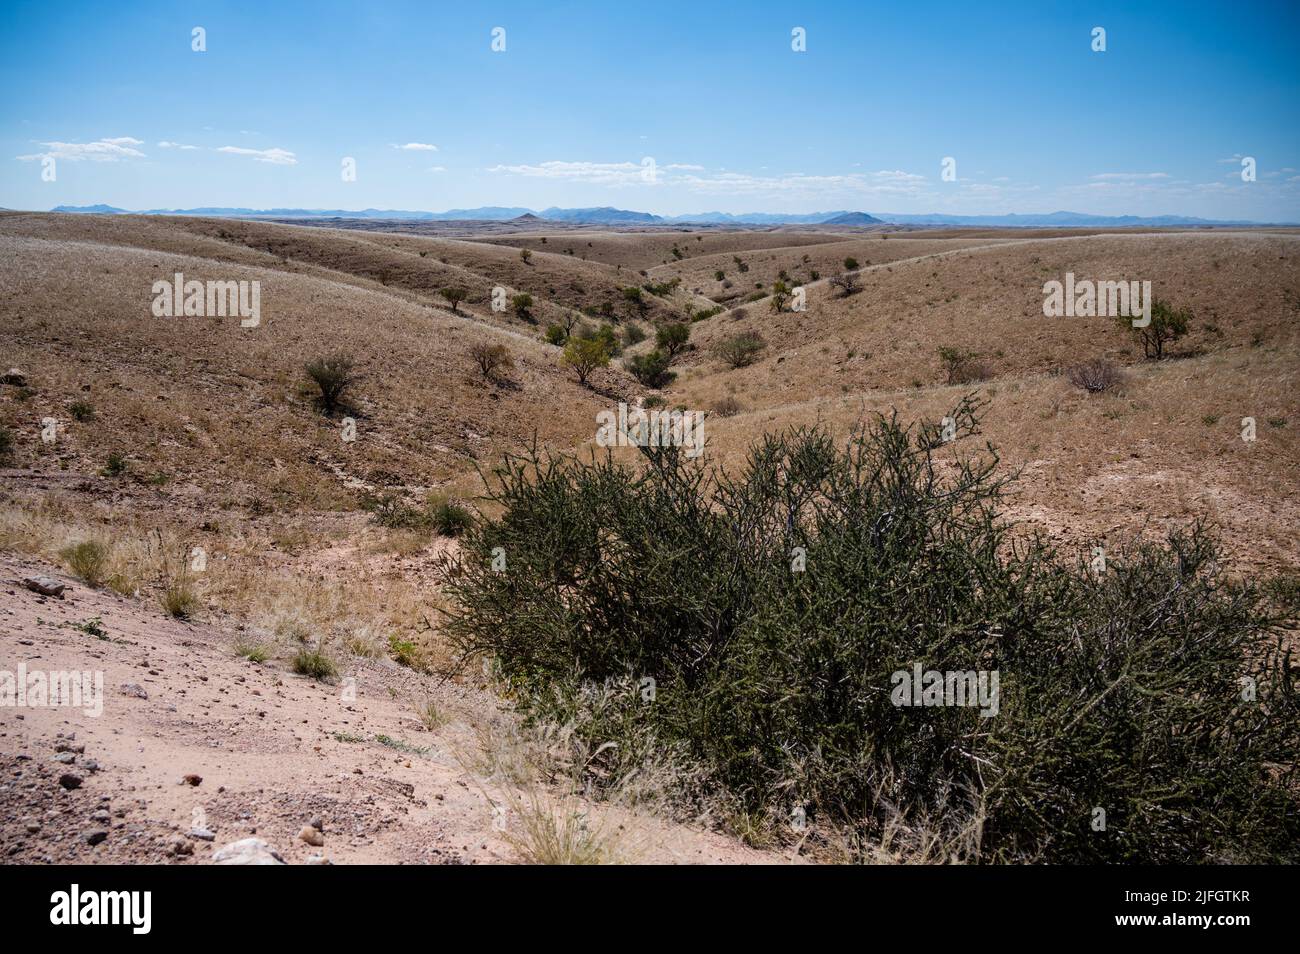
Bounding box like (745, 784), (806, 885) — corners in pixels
(0, 553), (777, 865)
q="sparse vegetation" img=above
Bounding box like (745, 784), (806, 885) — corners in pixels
(101, 453), (128, 478)
(561, 335), (611, 386)
(61, 540), (109, 587)
(293, 643), (339, 682)
(440, 286), (468, 313)
(626, 350), (675, 388)
(304, 354), (357, 417)
(829, 271), (861, 297)
(655, 321), (691, 359)
(938, 347), (991, 385)
(511, 293), (535, 323)
(714, 331), (768, 369)
(69, 400), (95, 422)
(1068, 358), (1123, 393)
(1119, 298), (1191, 360)
(469, 342), (514, 382)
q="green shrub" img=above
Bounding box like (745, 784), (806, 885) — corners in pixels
(626, 350), (675, 388)
(441, 400), (1300, 863)
(101, 453), (128, 478)
(69, 400), (95, 422)
(362, 491), (426, 529)
(561, 336), (611, 386)
(655, 321), (691, 359)
(428, 496), (475, 537)
(0, 425), (12, 460)
(1118, 298), (1191, 359)
(714, 331), (767, 369)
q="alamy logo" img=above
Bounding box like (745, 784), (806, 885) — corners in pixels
(596, 402), (705, 459)
(0, 663), (103, 717)
(151, 272), (261, 327)
(50, 884), (151, 934)
(1042, 272), (1151, 327)
(890, 664), (1000, 718)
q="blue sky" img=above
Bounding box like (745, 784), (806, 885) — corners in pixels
(2, 0), (1298, 219)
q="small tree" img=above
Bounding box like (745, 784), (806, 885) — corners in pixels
(470, 342), (514, 381)
(843, 256), (859, 270)
(545, 324), (567, 346)
(627, 349), (675, 388)
(829, 271), (861, 297)
(305, 354), (356, 416)
(520, 248), (533, 265)
(562, 336), (611, 386)
(655, 321), (691, 359)
(440, 287), (468, 313)
(714, 331), (767, 369)
(511, 293), (535, 323)
(770, 280), (791, 313)
(1120, 298), (1191, 359)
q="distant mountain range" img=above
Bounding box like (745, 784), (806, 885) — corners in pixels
(47, 205), (1280, 228)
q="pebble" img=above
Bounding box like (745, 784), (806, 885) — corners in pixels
(58, 773), (84, 790)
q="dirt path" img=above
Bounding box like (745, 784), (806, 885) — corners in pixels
(0, 554), (774, 865)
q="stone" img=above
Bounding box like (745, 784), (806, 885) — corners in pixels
(23, 577), (66, 598)
(58, 773), (83, 790)
(297, 825), (325, 847)
(82, 829), (108, 846)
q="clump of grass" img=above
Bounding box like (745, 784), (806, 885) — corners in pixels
(292, 644), (339, 683)
(101, 453), (128, 478)
(501, 791), (620, 865)
(69, 400), (95, 422)
(0, 425), (13, 460)
(160, 576), (199, 619)
(375, 734), (429, 755)
(73, 617), (108, 639)
(388, 634), (427, 671)
(61, 539), (109, 587)
(414, 698), (445, 731)
(427, 496), (474, 537)
(234, 639), (269, 663)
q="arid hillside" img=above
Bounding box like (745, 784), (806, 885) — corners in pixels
(2, 213), (1297, 864)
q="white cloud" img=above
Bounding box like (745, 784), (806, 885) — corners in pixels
(488, 160), (646, 185)
(428, 165), (446, 173)
(16, 136), (146, 162)
(394, 142), (438, 151)
(676, 169), (928, 198)
(217, 146), (297, 165)
(1089, 172), (1170, 181)
(157, 141), (198, 150)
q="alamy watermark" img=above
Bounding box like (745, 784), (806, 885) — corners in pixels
(151, 272), (260, 327)
(596, 402), (705, 459)
(890, 663), (1000, 718)
(1042, 272), (1151, 327)
(1, 663), (103, 717)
